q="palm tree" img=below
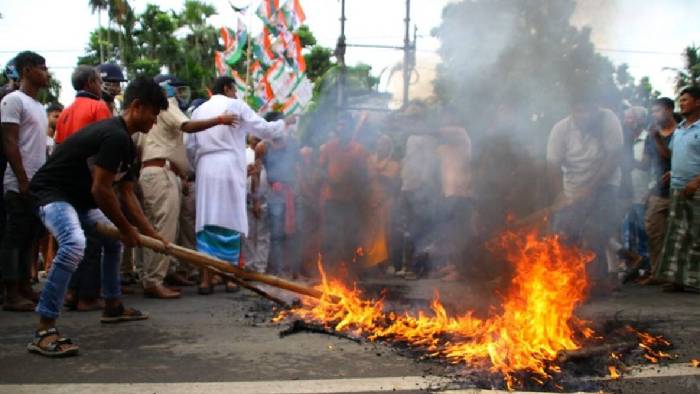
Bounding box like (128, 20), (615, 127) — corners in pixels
(88, 0), (109, 62)
(88, 0), (134, 65)
(667, 45), (700, 93)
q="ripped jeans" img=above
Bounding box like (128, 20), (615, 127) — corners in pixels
(36, 202), (122, 320)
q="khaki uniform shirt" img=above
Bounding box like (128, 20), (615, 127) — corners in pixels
(141, 97), (191, 175)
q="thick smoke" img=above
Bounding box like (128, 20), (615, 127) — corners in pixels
(293, 0), (630, 313)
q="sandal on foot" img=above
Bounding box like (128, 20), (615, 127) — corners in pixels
(27, 327), (79, 357)
(100, 304), (149, 324)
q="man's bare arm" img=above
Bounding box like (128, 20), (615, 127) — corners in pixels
(91, 166), (141, 246)
(117, 180), (162, 240)
(1, 123), (29, 194)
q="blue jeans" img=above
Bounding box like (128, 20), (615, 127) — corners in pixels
(622, 203), (649, 260)
(36, 202), (122, 319)
(552, 186), (621, 281)
(266, 193), (301, 275)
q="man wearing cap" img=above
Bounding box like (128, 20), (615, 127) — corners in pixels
(97, 63), (128, 116)
(138, 74), (237, 299)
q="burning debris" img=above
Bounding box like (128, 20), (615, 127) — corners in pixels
(274, 228), (675, 391)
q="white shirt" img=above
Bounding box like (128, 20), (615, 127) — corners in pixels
(630, 130), (650, 203)
(547, 108), (623, 199)
(0, 90), (48, 192)
(401, 134), (438, 192)
(187, 95), (285, 235)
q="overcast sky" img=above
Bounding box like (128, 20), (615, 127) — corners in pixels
(0, 0), (698, 105)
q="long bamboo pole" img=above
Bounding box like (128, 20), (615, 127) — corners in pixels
(95, 223), (323, 299)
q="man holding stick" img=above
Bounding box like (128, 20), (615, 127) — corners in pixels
(546, 93), (624, 294)
(26, 77), (169, 357)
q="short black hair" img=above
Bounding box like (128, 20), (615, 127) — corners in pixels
(123, 76), (168, 111)
(71, 65), (98, 91)
(680, 86), (700, 100)
(653, 97), (675, 111)
(212, 76), (235, 95)
(264, 111), (284, 122)
(46, 102), (64, 113)
(14, 51), (46, 79)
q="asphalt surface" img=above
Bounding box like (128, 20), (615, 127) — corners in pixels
(0, 279), (699, 393)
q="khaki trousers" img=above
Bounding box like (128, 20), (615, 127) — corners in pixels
(175, 180), (197, 275)
(645, 195), (670, 272)
(139, 166), (181, 287)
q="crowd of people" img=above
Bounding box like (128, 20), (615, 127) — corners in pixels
(0, 49), (699, 357)
(546, 90), (700, 296)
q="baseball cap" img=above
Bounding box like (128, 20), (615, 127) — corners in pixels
(97, 63), (128, 83)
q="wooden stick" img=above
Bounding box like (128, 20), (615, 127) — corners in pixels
(207, 266), (289, 307)
(95, 223), (324, 300)
(557, 341), (638, 363)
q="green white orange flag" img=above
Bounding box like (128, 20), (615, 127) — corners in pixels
(231, 70), (248, 97)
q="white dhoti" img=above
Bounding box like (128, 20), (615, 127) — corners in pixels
(195, 151), (248, 236)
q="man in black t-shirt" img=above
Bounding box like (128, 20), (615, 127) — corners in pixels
(641, 97), (677, 282)
(26, 77), (169, 358)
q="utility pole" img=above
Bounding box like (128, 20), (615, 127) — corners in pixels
(338, 1), (415, 112)
(402, 0), (412, 109)
(335, 0), (347, 110)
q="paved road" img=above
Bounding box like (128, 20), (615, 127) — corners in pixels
(0, 280), (699, 393)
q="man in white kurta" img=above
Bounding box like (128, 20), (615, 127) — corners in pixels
(186, 77), (287, 291)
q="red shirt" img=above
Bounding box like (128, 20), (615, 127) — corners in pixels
(319, 138), (368, 202)
(54, 93), (112, 144)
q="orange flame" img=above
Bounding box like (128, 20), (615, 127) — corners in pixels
(691, 359), (700, 368)
(626, 326), (673, 363)
(279, 229), (595, 388)
(608, 365), (621, 379)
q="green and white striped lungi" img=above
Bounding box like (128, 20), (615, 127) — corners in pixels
(653, 189), (700, 292)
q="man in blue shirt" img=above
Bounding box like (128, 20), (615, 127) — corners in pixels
(653, 86), (700, 293)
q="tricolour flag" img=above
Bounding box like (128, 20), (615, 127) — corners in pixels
(282, 95), (303, 116)
(292, 33), (306, 73)
(214, 51), (228, 76)
(291, 0), (305, 24)
(251, 33), (274, 66)
(231, 70), (248, 97)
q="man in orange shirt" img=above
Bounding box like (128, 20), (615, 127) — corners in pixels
(54, 65), (113, 311)
(318, 113), (369, 276)
(54, 66), (112, 144)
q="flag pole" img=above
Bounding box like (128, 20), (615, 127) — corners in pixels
(245, 8), (254, 100)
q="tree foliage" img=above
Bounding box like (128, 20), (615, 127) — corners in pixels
(82, 0), (220, 97)
(615, 64), (660, 107)
(669, 45), (700, 93)
(37, 73), (62, 104)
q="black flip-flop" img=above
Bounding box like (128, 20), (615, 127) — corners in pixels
(197, 285), (214, 295)
(100, 304), (149, 324)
